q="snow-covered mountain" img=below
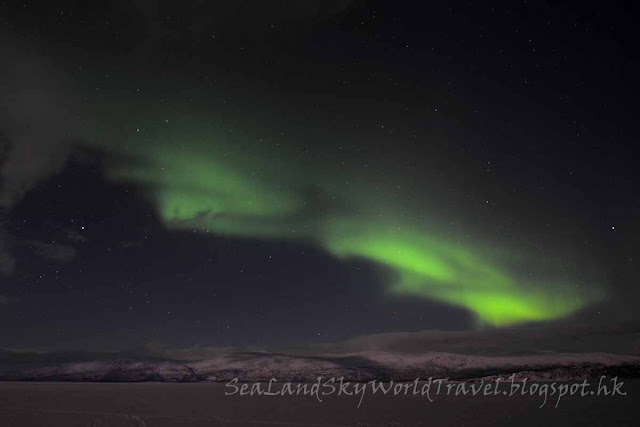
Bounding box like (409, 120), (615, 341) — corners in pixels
(1, 349), (639, 382)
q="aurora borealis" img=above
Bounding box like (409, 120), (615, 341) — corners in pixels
(85, 110), (604, 327)
(1, 1), (638, 352)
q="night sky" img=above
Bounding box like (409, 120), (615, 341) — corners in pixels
(0, 1), (638, 352)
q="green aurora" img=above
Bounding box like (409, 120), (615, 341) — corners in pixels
(86, 112), (604, 327)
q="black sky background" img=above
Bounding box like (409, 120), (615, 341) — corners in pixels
(0, 0), (639, 352)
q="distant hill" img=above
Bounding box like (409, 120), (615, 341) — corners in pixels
(1, 349), (639, 382)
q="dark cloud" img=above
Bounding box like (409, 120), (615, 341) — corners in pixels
(0, 215), (14, 275)
(0, 41), (77, 276)
(121, 240), (143, 249)
(126, 323), (640, 360)
(0, 138), (15, 275)
(306, 322), (640, 356)
(65, 230), (88, 245)
(0, 246), (13, 275)
(27, 241), (78, 264)
(0, 43), (75, 209)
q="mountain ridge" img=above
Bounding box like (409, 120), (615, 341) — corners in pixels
(2, 349), (639, 382)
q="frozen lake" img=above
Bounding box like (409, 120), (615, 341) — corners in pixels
(0, 380), (637, 426)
